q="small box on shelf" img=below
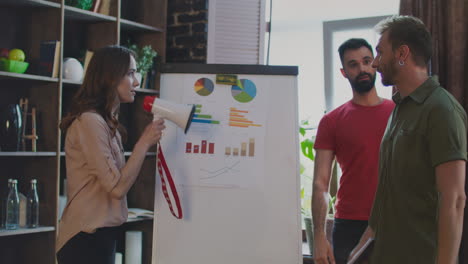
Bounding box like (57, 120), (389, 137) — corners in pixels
(38, 40), (60, 78)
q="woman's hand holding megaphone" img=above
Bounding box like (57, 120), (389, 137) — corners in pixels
(136, 119), (166, 150)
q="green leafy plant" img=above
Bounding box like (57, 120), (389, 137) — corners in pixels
(299, 120), (337, 218)
(300, 120), (337, 255)
(127, 43), (158, 75)
(65, 0), (93, 10)
(299, 120), (315, 218)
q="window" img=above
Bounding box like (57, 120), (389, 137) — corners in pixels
(323, 16), (393, 112)
(207, 0), (266, 64)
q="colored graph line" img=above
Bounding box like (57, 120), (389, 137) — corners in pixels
(229, 122), (261, 128)
(192, 104), (220, 125)
(228, 107), (262, 128)
(200, 161), (241, 180)
(229, 118), (252, 123)
(193, 119), (220, 124)
(194, 114), (212, 119)
(230, 109), (249, 113)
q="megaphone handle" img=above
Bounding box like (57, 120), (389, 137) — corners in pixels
(153, 114), (162, 121)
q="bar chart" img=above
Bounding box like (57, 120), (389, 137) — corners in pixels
(229, 107), (262, 128)
(225, 138), (255, 157)
(192, 104), (221, 124)
(186, 140), (215, 154)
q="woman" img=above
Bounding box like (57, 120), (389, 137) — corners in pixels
(56, 45), (165, 264)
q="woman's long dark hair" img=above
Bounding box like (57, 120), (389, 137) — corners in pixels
(60, 45), (135, 139)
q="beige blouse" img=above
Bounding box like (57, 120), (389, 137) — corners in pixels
(56, 112), (127, 252)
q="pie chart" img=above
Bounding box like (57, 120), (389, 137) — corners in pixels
(194, 78), (214, 96)
(231, 79), (256, 103)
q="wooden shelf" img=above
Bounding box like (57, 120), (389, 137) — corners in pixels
(0, 152), (57, 157)
(0, 71), (59, 82)
(135, 88), (159, 94)
(123, 152), (157, 157)
(0, 0), (166, 262)
(120, 19), (164, 33)
(62, 79), (82, 86)
(65, 5), (116, 23)
(125, 217), (154, 223)
(0, 0), (60, 8)
(0, 226), (55, 237)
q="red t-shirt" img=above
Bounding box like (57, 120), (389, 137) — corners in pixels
(314, 99), (394, 220)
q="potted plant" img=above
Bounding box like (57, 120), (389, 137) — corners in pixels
(127, 43), (158, 88)
(300, 120), (337, 256)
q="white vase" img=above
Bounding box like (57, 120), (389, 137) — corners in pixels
(63, 57), (84, 82)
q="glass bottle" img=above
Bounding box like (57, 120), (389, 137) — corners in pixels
(26, 179), (39, 228)
(5, 179), (19, 230)
(0, 179), (13, 229)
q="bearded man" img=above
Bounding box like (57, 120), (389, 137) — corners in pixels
(312, 38), (394, 264)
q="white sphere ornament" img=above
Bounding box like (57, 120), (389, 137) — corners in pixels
(63, 57), (84, 82)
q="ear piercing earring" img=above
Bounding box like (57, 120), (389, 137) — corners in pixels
(399, 60), (405, 66)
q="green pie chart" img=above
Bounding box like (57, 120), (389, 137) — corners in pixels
(231, 79), (256, 103)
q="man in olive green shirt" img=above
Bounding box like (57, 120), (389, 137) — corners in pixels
(349, 16), (467, 264)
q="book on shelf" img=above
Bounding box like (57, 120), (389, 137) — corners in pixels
(143, 68), (156, 90)
(128, 208), (154, 219)
(98, 0), (111, 15)
(38, 40), (60, 78)
(82, 50), (94, 77)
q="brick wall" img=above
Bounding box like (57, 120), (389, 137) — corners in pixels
(166, 0), (208, 63)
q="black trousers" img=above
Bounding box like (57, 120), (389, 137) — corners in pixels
(57, 226), (119, 264)
(332, 218), (368, 264)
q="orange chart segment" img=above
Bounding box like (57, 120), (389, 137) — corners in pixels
(229, 107), (262, 128)
(194, 78), (214, 96)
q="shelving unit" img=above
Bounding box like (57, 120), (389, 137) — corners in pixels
(0, 226), (55, 237)
(0, 152), (57, 157)
(125, 217), (154, 224)
(64, 5), (117, 22)
(0, 0), (166, 263)
(1, 0), (61, 8)
(0, 71), (59, 82)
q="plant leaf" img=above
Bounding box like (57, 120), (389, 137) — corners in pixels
(300, 139), (315, 161)
(299, 126), (306, 137)
(300, 163), (305, 175)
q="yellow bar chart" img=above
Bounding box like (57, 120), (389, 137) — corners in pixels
(229, 107), (262, 128)
(225, 138), (255, 157)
